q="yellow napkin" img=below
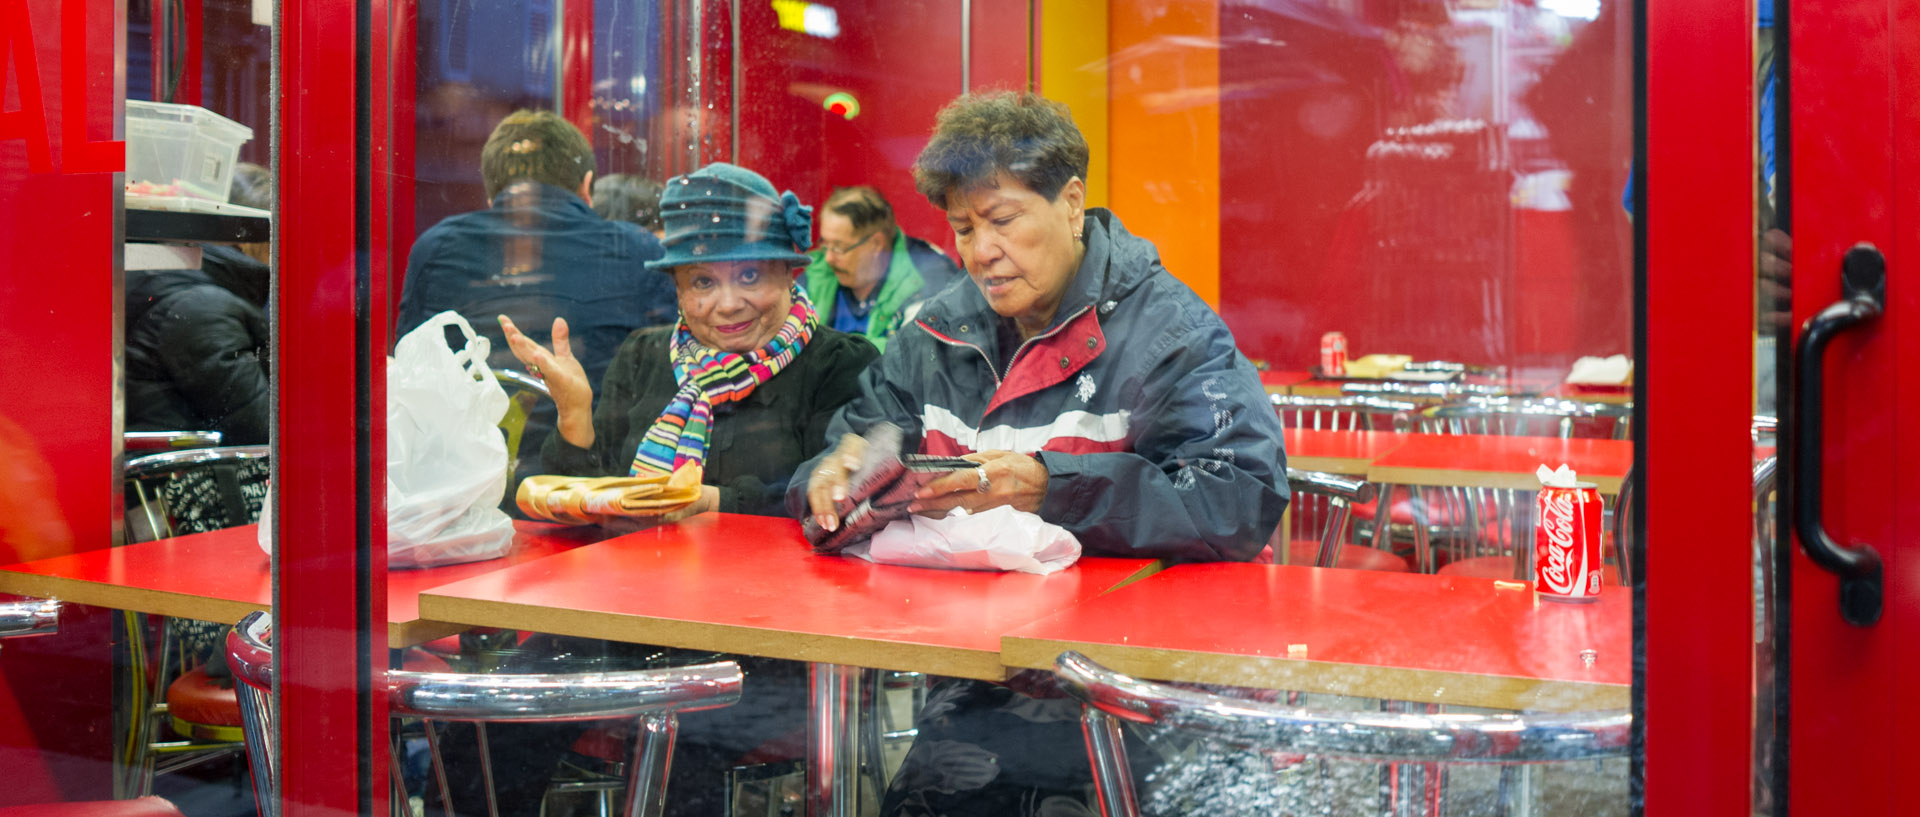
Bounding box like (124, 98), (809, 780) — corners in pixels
(516, 463), (704, 525)
(1343, 353), (1413, 379)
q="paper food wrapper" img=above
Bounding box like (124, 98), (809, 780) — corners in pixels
(516, 463), (703, 525)
(1565, 354), (1632, 385)
(843, 506), (1082, 575)
(1536, 463), (1580, 489)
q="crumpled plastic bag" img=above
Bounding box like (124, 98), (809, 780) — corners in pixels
(843, 506), (1082, 575)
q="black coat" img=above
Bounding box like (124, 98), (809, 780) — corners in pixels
(542, 325), (879, 516)
(124, 247), (272, 445)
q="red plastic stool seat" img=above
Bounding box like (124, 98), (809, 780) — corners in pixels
(0, 798), (187, 817)
(1286, 541), (1412, 572)
(165, 665), (243, 741)
(570, 722), (631, 763)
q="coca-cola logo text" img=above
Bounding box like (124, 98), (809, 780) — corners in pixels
(1539, 491), (1587, 595)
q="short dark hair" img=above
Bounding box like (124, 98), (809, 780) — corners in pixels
(229, 162), (273, 211)
(591, 173), (666, 231)
(479, 110), (595, 200)
(912, 91), (1089, 209)
(823, 186), (896, 239)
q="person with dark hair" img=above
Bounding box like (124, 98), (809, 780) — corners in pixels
(395, 109), (675, 495)
(591, 172), (667, 236)
(791, 91), (1289, 817)
(800, 185), (959, 351)
(124, 161), (275, 444)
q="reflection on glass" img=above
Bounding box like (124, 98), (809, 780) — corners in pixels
(365, 1), (1645, 815)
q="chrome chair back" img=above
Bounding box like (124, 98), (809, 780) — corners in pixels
(1403, 399), (1629, 574)
(124, 445), (271, 543)
(1054, 651), (1630, 817)
(1271, 468), (1379, 567)
(228, 612), (745, 817)
(0, 599), (61, 643)
(496, 368), (553, 483)
(1270, 394), (1417, 432)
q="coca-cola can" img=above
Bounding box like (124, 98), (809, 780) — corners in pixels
(1319, 331), (1348, 377)
(1534, 482), (1604, 602)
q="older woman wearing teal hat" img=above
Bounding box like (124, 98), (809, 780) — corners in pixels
(502, 162), (879, 520)
(473, 167), (878, 815)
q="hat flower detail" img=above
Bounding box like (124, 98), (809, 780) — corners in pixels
(780, 191), (813, 253)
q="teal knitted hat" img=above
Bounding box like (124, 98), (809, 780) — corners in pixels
(645, 162), (814, 270)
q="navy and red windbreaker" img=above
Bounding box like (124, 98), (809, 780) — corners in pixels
(788, 209), (1289, 562)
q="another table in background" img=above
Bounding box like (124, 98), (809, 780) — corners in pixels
(1259, 369), (1313, 395)
(1002, 562), (1629, 712)
(1283, 428), (1407, 474)
(1366, 434), (1633, 494)
(0, 520), (606, 646)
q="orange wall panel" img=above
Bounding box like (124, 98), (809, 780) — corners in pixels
(1106, 0), (1219, 307)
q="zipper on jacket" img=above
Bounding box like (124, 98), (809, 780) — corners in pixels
(1004, 305), (1094, 375)
(920, 321), (1004, 385)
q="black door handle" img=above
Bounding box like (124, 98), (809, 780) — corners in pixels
(1792, 243), (1886, 626)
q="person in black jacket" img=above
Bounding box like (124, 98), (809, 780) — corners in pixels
(124, 164), (274, 444)
(451, 162), (877, 817)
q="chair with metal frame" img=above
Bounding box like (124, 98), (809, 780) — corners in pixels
(1270, 394), (1417, 432)
(0, 600), (190, 817)
(1403, 399), (1630, 576)
(227, 612), (746, 817)
(1054, 650), (1631, 817)
(119, 445), (270, 798)
(1264, 468), (1405, 572)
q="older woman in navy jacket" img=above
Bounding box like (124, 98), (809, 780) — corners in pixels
(791, 91), (1288, 817)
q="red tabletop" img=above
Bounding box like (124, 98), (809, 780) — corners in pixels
(1002, 562), (1629, 712)
(1366, 434), (1633, 493)
(1282, 428), (1407, 474)
(416, 512), (1161, 680)
(1259, 369), (1313, 394)
(0, 520), (604, 646)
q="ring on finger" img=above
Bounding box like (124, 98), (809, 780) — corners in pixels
(974, 465), (991, 494)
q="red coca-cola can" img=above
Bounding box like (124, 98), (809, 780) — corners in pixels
(1319, 331), (1348, 377)
(1535, 482), (1604, 602)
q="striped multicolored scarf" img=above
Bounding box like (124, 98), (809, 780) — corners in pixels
(629, 284), (819, 476)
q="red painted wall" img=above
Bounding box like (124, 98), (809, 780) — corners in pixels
(0, 0), (124, 803)
(1216, 2), (1632, 377)
(729, 0), (970, 249)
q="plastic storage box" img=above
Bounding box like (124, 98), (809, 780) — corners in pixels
(125, 100), (254, 203)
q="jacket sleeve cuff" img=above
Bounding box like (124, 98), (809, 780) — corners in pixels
(1034, 450), (1086, 526)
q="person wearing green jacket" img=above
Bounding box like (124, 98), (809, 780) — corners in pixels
(802, 186), (959, 351)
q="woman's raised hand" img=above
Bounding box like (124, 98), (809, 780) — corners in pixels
(498, 315), (595, 448)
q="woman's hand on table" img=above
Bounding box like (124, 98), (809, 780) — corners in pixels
(805, 433), (870, 532)
(597, 486), (719, 534)
(498, 315), (595, 448)
(911, 450), (1047, 517)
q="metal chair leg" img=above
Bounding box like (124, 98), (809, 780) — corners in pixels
(423, 722), (456, 817)
(1080, 707), (1140, 817)
(806, 663), (862, 817)
(625, 714), (678, 817)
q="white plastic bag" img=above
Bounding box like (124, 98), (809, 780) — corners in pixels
(385, 311), (516, 568)
(846, 506), (1082, 575)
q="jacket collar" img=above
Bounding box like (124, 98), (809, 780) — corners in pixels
(490, 181), (594, 216)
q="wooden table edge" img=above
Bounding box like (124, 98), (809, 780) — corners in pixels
(1000, 636), (1628, 713)
(1287, 456), (1375, 475)
(0, 570), (268, 625)
(418, 593), (1014, 681)
(389, 619), (471, 649)
(1368, 466), (1624, 494)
